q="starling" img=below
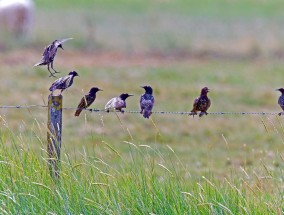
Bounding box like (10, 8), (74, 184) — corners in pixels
(75, 87), (102, 117)
(49, 71), (79, 95)
(190, 87), (211, 117)
(140, 85), (155, 119)
(105, 93), (133, 113)
(34, 38), (73, 77)
(276, 88), (284, 116)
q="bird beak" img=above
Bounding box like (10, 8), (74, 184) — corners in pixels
(99, 89), (103, 91)
(129, 94), (134, 97)
(140, 86), (145, 88)
(276, 89), (280, 91)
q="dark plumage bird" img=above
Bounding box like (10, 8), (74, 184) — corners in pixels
(75, 87), (102, 117)
(140, 85), (155, 119)
(34, 38), (73, 77)
(49, 71), (79, 95)
(276, 88), (284, 116)
(190, 87), (211, 117)
(105, 93), (133, 113)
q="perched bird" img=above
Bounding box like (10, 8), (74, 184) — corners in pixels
(190, 87), (211, 117)
(276, 88), (284, 116)
(34, 38), (73, 77)
(49, 71), (79, 95)
(74, 87), (102, 117)
(140, 85), (155, 119)
(105, 93), (133, 113)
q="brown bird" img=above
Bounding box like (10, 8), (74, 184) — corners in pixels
(34, 38), (73, 77)
(75, 87), (103, 117)
(190, 87), (211, 117)
(276, 88), (284, 116)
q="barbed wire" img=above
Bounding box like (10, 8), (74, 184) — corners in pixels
(0, 105), (282, 116)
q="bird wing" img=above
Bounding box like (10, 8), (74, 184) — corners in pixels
(49, 75), (71, 91)
(191, 97), (199, 112)
(105, 98), (115, 110)
(75, 95), (94, 116)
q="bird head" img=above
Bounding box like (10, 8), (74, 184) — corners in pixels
(276, 88), (284, 94)
(89, 87), (103, 95)
(201, 87), (210, 95)
(119, 93), (134, 100)
(69, 71), (79, 77)
(58, 44), (64, 50)
(141, 85), (153, 94)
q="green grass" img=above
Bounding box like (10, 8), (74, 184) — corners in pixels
(1, 0), (284, 213)
(0, 125), (283, 214)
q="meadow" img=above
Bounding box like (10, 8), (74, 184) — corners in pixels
(0, 0), (284, 213)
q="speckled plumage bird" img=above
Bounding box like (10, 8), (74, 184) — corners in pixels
(105, 93), (133, 113)
(34, 38), (73, 77)
(276, 88), (284, 116)
(75, 87), (102, 117)
(49, 71), (79, 95)
(140, 86), (154, 119)
(190, 87), (211, 117)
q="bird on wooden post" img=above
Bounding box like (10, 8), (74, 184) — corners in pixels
(34, 38), (73, 77)
(276, 88), (284, 116)
(140, 85), (154, 119)
(190, 87), (211, 117)
(75, 87), (103, 116)
(105, 93), (133, 113)
(49, 71), (79, 95)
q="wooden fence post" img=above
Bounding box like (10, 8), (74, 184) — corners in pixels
(47, 94), (63, 178)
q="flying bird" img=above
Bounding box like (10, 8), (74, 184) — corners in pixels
(49, 71), (79, 95)
(276, 88), (284, 116)
(140, 85), (154, 119)
(34, 38), (73, 77)
(190, 87), (211, 117)
(75, 87), (102, 117)
(105, 93), (133, 113)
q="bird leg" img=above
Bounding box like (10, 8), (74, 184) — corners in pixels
(51, 62), (60, 74)
(47, 64), (57, 78)
(140, 109), (143, 114)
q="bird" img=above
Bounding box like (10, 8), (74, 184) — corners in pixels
(276, 88), (284, 116)
(140, 85), (154, 119)
(49, 71), (79, 95)
(105, 93), (133, 113)
(190, 87), (211, 117)
(74, 87), (102, 117)
(34, 38), (73, 77)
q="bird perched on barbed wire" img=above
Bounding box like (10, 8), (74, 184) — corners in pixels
(190, 87), (211, 117)
(140, 85), (154, 119)
(105, 93), (133, 113)
(276, 88), (284, 116)
(74, 87), (102, 117)
(34, 38), (73, 77)
(49, 71), (79, 95)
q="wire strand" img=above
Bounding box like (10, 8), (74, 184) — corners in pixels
(0, 105), (281, 116)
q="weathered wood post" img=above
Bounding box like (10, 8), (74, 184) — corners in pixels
(47, 95), (63, 178)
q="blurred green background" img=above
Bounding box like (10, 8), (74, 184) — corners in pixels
(0, 0), (284, 179)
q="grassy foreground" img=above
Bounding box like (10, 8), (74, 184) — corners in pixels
(0, 123), (283, 214)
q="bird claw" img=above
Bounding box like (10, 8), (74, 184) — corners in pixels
(120, 110), (125, 114)
(49, 73), (57, 78)
(278, 112), (283, 116)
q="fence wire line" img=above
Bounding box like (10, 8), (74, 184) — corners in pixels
(0, 105), (282, 116)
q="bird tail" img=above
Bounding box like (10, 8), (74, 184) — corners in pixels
(74, 109), (82, 117)
(143, 110), (151, 119)
(34, 62), (44, 66)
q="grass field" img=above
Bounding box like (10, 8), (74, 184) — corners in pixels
(0, 0), (284, 213)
